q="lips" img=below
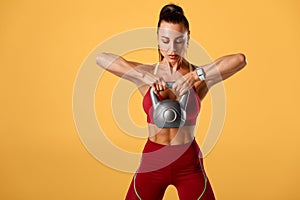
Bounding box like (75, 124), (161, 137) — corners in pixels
(168, 54), (178, 59)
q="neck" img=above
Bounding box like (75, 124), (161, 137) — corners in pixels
(162, 58), (186, 74)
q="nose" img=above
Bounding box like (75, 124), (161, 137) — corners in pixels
(168, 42), (177, 53)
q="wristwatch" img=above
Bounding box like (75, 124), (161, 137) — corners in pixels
(196, 67), (206, 81)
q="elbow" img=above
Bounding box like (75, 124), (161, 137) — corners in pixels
(235, 53), (247, 70)
(96, 52), (120, 69)
(96, 52), (107, 69)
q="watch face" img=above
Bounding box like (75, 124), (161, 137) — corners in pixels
(196, 68), (206, 80)
(197, 68), (204, 76)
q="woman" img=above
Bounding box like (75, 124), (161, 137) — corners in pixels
(96, 4), (246, 200)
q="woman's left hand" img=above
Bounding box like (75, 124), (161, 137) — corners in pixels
(172, 71), (198, 97)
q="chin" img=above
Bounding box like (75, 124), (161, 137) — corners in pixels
(168, 56), (181, 64)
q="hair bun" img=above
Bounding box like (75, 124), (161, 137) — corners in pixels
(159, 4), (185, 18)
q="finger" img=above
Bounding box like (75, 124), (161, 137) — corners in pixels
(180, 88), (187, 97)
(160, 77), (167, 91)
(157, 78), (163, 91)
(151, 84), (159, 95)
(151, 82), (156, 89)
(173, 87), (180, 98)
(156, 82), (160, 92)
(158, 76), (166, 89)
(172, 88), (180, 98)
(172, 82), (178, 91)
(152, 79), (159, 92)
(183, 79), (193, 89)
(161, 80), (167, 90)
(151, 82), (157, 92)
(186, 77), (193, 88)
(183, 81), (191, 90)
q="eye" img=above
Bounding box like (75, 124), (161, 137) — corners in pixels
(175, 38), (184, 44)
(162, 39), (169, 44)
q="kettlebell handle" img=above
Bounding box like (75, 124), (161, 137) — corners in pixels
(150, 81), (190, 102)
(149, 82), (190, 114)
(149, 87), (159, 109)
(166, 81), (175, 88)
(165, 81), (190, 101)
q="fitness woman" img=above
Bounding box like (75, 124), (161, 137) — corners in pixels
(96, 4), (246, 200)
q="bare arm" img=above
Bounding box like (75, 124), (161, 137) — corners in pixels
(96, 52), (144, 82)
(96, 52), (167, 93)
(172, 53), (247, 98)
(200, 53), (247, 88)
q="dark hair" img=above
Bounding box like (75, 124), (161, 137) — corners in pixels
(157, 4), (190, 61)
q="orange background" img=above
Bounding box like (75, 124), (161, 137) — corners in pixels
(1, 0), (300, 199)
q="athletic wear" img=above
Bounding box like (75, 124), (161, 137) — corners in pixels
(125, 138), (215, 200)
(142, 63), (201, 126)
(125, 62), (215, 199)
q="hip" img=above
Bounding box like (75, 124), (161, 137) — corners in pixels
(137, 137), (203, 173)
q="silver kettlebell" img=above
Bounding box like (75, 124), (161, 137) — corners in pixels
(150, 82), (190, 128)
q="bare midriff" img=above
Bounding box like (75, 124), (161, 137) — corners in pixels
(147, 123), (195, 145)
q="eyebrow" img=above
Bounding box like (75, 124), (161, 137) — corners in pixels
(161, 35), (184, 39)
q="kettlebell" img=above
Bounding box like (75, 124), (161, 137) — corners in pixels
(150, 82), (190, 128)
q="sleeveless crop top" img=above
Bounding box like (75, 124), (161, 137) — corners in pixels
(142, 63), (201, 126)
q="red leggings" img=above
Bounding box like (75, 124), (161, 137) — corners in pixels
(125, 138), (215, 200)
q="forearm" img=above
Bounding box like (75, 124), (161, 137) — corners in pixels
(96, 52), (144, 82)
(193, 53), (247, 88)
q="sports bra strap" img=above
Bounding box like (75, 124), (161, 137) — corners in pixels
(154, 62), (193, 75)
(154, 63), (159, 75)
(189, 62), (193, 72)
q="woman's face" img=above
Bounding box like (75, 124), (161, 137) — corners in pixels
(158, 21), (189, 65)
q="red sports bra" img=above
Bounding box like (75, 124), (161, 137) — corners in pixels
(142, 63), (201, 126)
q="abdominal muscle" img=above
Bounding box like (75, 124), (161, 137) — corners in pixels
(147, 123), (195, 145)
